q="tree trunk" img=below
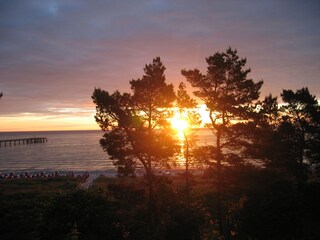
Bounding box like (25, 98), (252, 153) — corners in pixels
(216, 129), (223, 235)
(146, 172), (158, 237)
(185, 133), (190, 200)
(298, 130), (305, 183)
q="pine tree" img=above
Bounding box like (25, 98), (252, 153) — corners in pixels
(92, 57), (177, 235)
(280, 87), (320, 181)
(182, 47), (263, 234)
(175, 82), (201, 197)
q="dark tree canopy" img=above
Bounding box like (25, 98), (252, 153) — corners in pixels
(258, 94), (280, 127)
(281, 87), (320, 127)
(92, 57), (178, 235)
(182, 47), (263, 125)
(280, 87), (320, 179)
(131, 57), (175, 111)
(182, 47), (263, 166)
(92, 57), (177, 177)
(182, 47), (263, 234)
(245, 87), (320, 182)
(176, 82), (197, 109)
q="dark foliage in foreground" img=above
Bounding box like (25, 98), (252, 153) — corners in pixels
(40, 190), (126, 240)
(1, 172), (320, 240)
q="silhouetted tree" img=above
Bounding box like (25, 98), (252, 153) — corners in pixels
(0, 92), (2, 98)
(243, 94), (281, 165)
(245, 88), (320, 182)
(92, 57), (177, 236)
(182, 47), (263, 235)
(280, 87), (320, 181)
(175, 82), (201, 197)
(92, 90), (136, 176)
(258, 94), (280, 127)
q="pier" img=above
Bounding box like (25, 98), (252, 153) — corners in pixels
(0, 137), (47, 147)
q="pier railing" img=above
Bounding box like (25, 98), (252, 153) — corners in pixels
(0, 137), (47, 147)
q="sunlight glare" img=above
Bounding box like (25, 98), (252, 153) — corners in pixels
(171, 113), (189, 139)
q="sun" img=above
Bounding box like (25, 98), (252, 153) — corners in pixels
(171, 113), (189, 135)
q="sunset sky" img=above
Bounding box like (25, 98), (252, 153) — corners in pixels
(0, 0), (319, 132)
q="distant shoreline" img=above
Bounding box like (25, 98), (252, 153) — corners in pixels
(0, 168), (205, 179)
(0, 129), (102, 134)
(0, 128), (209, 134)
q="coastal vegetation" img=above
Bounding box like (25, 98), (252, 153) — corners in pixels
(1, 47), (319, 239)
(1, 172), (320, 239)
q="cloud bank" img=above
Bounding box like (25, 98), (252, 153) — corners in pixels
(0, 0), (319, 130)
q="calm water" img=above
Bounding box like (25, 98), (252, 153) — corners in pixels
(0, 130), (113, 174)
(0, 129), (214, 174)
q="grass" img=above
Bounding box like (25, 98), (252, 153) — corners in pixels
(0, 177), (81, 196)
(0, 173), (214, 199)
(90, 173), (214, 196)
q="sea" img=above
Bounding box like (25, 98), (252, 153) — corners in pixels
(0, 129), (215, 175)
(0, 130), (113, 175)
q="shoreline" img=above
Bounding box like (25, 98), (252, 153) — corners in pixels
(0, 169), (116, 179)
(0, 167), (205, 180)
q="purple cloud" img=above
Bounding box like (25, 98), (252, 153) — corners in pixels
(0, 0), (319, 128)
